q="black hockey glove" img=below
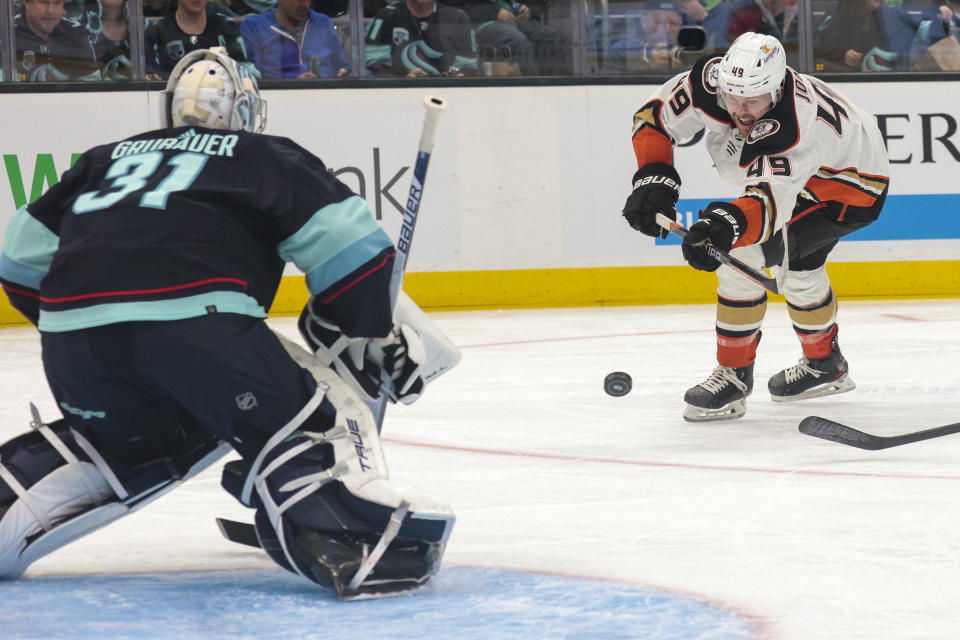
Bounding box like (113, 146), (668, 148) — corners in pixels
(681, 202), (746, 272)
(622, 162), (681, 239)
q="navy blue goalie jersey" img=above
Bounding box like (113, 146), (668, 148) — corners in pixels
(0, 127), (396, 338)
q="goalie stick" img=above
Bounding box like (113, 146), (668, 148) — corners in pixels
(655, 213), (781, 295)
(217, 96), (448, 551)
(799, 415), (960, 450)
(370, 94), (448, 434)
(216, 517), (260, 548)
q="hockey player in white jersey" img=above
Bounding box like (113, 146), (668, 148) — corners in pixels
(621, 32), (890, 422)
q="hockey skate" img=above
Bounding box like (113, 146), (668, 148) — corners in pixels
(683, 364), (754, 422)
(768, 339), (855, 402)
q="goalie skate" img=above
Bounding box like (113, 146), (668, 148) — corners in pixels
(768, 338), (855, 402)
(683, 364), (753, 422)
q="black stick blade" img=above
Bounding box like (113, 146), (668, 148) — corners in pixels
(799, 416), (888, 450)
(216, 518), (261, 548)
(800, 416), (960, 450)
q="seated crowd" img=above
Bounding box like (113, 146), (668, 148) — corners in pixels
(4, 0), (960, 82)
(594, 0), (960, 74)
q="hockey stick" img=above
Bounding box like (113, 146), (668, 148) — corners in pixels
(799, 415), (960, 450)
(217, 97), (447, 551)
(370, 95), (448, 433)
(655, 213), (781, 295)
(216, 517), (260, 548)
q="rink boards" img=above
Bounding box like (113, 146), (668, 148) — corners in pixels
(1, 81), (959, 324)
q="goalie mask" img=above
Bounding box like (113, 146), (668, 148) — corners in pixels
(162, 47), (267, 133)
(716, 32), (786, 110)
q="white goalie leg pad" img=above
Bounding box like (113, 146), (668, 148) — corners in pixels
(0, 408), (230, 578)
(0, 460), (113, 577)
(275, 330), (455, 528)
(249, 332), (455, 596)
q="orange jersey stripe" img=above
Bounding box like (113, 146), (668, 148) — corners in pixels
(632, 127), (673, 167)
(729, 197), (766, 248)
(804, 175), (881, 208)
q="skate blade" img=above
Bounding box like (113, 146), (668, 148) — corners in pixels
(769, 374), (856, 403)
(683, 398), (747, 422)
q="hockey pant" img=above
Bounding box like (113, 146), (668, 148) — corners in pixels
(715, 191), (886, 368)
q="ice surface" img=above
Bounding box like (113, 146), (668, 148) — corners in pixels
(2, 299), (959, 639)
(0, 568), (756, 640)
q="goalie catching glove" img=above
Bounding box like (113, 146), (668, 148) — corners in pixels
(298, 301), (426, 405)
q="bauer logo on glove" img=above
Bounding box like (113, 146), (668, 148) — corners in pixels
(622, 162), (682, 239)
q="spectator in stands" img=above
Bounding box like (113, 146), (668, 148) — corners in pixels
(441, 0), (535, 74)
(725, 0), (797, 46)
(15, 0), (102, 81)
(61, 0), (88, 21)
(364, 0), (389, 16)
(602, 2), (685, 73)
(675, 0), (733, 52)
(228, 0), (276, 19)
(443, 0), (569, 75)
(918, 1), (959, 35)
(311, 0), (348, 17)
(145, 0), (255, 78)
(240, 0), (349, 77)
(815, 0), (937, 71)
(519, 0), (573, 75)
(940, 0), (960, 29)
(87, 0), (132, 80)
(902, 1), (958, 69)
(144, 0), (173, 17)
(588, 0), (725, 74)
(364, 0), (479, 76)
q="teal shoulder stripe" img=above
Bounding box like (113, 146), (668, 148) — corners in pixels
(278, 195), (393, 289)
(0, 205), (58, 288)
(0, 252), (45, 289)
(38, 291), (266, 332)
(304, 231), (393, 295)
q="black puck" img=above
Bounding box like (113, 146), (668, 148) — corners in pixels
(603, 371), (632, 397)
